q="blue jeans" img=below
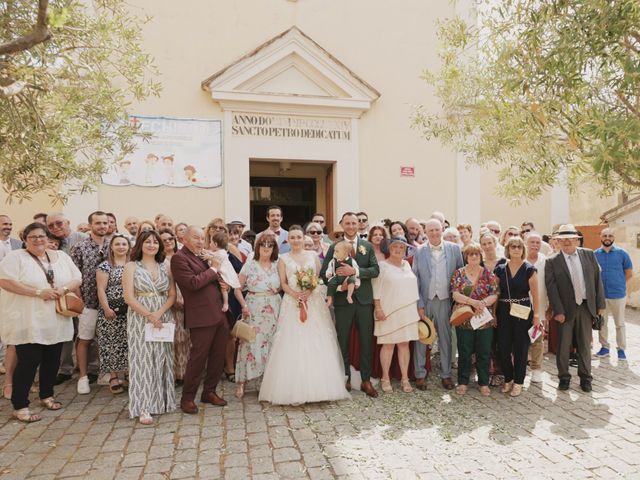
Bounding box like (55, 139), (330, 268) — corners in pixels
(414, 297), (452, 379)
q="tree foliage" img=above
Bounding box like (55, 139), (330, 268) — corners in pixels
(0, 0), (159, 203)
(413, 0), (640, 201)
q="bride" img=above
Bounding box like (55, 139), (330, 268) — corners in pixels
(259, 225), (350, 405)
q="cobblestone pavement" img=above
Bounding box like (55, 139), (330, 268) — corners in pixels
(2, 310), (640, 479)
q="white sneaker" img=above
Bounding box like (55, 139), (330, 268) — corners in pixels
(531, 369), (543, 383)
(77, 376), (90, 394)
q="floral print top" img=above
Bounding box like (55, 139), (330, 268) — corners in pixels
(450, 267), (500, 329)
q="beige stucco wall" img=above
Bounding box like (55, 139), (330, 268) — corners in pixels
(2, 0), (570, 234)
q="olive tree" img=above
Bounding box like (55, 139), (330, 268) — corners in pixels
(413, 0), (640, 200)
(0, 0), (159, 203)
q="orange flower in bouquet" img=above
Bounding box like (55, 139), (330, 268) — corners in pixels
(295, 267), (318, 322)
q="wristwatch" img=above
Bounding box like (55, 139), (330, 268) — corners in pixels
(35, 289), (42, 297)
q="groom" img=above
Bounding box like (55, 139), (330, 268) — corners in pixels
(321, 212), (380, 397)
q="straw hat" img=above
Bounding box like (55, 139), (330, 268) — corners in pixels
(418, 316), (436, 345)
(555, 224), (581, 239)
(450, 305), (474, 327)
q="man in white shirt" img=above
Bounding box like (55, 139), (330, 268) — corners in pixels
(257, 205), (289, 254)
(525, 232), (548, 383)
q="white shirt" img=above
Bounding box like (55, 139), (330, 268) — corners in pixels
(562, 250), (587, 302)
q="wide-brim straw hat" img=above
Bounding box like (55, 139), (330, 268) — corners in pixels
(418, 316), (436, 345)
(450, 305), (474, 327)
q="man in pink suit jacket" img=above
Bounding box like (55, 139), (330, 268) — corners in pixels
(171, 226), (228, 414)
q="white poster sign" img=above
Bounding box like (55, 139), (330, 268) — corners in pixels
(101, 116), (222, 188)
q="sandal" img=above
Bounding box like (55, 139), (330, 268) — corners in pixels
(139, 411), (153, 425)
(401, 379), (413, 393)
(13, 408), (42, 423)
(121, 374), (129, 388)
(501, 381), (514, 394)
(479, 385), (491, 397)
(30, 382), (39, 393)
(40, 397), (63, 410)
(224, 371), (236, 383)
(235, 383), (245, 399)
(510, 384), (523, 397)
(109, 378), (124, 395)
(456, 384), (467, 395)
(380, 379), (393, 393)
(2, 383), (12, 400)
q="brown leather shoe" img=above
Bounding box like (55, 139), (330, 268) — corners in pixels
(180, 400), (198, 414)
(200, 391), (227, 406)
(441, 378), (455, 390)
(360, 381), (378, 398)
(345, 381), (352, 392)
(415, 378), (427, 391)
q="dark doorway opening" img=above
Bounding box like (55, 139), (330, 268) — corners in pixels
(250, 177), (316, 232)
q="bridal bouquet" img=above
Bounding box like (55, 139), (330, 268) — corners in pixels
(295, 267), (318, 322)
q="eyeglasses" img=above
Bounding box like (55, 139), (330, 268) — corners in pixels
(308, 231), (322, 235)
(47, 221), (65, 228)
(358, 218), (368, 223)
(26, 235), (47, 241)
(260, 242), (275, 248)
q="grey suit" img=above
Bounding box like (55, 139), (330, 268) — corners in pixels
(412, 241), (464, 379)
(545, 248), (605, 382)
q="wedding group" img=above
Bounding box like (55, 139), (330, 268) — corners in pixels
(0, 206), (630, 425)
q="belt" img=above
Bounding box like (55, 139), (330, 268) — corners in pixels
(247, 291), (278, 297)
(499, 298), (530, 304)
(135, 291), (161, 297)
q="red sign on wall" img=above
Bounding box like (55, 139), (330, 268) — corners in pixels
(400, 166), (415, 177)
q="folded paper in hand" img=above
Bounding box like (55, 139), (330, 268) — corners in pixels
(528, 324), (544, 343)
(144, 323), (175, 342)
(470, 307), (493, 330)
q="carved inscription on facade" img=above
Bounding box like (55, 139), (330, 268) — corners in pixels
(231, 113), (351, 140)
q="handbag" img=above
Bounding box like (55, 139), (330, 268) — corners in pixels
(109, 297), (129, 316)
(28, 251), (85, 317)
(231, 313), (256, 342)
(592, 314), (604, 331)
(56, 292), (85, 317)
(505, 265), (532, 320)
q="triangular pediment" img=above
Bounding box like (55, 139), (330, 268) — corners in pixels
(202, 27), (380, 117)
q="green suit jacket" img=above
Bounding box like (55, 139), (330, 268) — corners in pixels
(320, 238), (380, 306)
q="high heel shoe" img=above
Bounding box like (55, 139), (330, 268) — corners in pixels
(401, 379), (413, 393)
(235, 383), (245, 399)
(224, 371), (236, 383)
(380, 379), (393, 393)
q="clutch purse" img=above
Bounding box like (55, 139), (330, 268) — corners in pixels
(56, 292), (85, 317)
(231, 314), (256, 342)
(510, 303), (531, 320)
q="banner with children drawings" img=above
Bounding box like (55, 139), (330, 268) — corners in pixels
(101, 116), (223, 188)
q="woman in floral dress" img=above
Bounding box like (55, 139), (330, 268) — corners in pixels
(234, 233), (281, 399)
(96, 234), (131, 394)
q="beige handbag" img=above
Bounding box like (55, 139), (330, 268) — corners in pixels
(231, 314), (256, 342)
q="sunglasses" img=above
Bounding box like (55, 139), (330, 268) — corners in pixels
(509, 245), (523, 249)
(489, 229), (500, 234)
(260, 242), (275, 248)
(308, 231), (322, 235)
(358, 218), (368, 223)
(521, 229), (531, 235)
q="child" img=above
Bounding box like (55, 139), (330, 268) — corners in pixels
(207, 231), (242, 312)
(325, 240), (360, 306)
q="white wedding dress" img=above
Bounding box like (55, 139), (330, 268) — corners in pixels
(259, 251), (351, 405)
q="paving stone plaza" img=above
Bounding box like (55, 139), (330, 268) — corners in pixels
(1, 310), (639, 479)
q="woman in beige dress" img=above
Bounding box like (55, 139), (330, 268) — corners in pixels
(372, 236), (420, 393)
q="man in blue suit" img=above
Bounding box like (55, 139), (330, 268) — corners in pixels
(412, 219), (463, 390)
